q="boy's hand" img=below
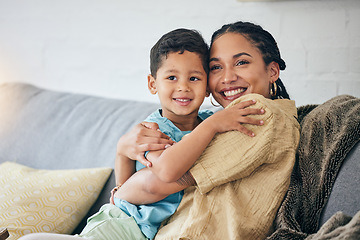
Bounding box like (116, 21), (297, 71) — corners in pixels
(116, 122), (175, 167)
(207, 100), (265, 137)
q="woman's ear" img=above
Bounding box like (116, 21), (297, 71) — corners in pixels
(148, 74), (157, 95)
(268, 61), (280, 84)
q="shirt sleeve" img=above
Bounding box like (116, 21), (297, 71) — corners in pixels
(189, 94), (281, 194)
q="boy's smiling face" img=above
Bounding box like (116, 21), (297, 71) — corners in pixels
(148, 51), (208, 124)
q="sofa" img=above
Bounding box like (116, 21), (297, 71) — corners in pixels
(0, 82), (359, 240)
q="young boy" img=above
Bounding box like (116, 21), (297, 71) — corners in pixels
(18, 28), (221, 240)
(81, 28), (212, 240)
(17, 27), (264, 240)
(84, 27), (259, 240)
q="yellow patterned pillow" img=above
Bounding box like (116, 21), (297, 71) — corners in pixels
(0, 162), (112, 240)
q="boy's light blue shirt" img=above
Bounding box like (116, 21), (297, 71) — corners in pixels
(115, 109), (213, 240)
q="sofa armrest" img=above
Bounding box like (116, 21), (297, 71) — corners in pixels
(319, 141), (360, 225)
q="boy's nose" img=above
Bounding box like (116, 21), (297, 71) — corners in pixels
(177, 81), (190, 92)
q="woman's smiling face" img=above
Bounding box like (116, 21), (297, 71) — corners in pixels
(208, 32), (278, 107)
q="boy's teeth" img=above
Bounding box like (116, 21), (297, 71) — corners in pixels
(223, 88), (245, 97)
(176, 99), (190, 102)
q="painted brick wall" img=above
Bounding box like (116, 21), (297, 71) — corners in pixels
(0, 0), (359, 106)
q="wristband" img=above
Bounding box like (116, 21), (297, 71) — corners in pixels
(110, 184), (122, 205)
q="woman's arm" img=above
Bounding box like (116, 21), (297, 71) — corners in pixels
(116, 122), (176, 167)
(114, 121), (176, 186)
(114, 154), (135, 186)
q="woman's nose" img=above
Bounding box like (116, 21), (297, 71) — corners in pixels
(222, 68), (236, 83)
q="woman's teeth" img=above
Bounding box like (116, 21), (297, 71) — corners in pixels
(223, 88), (245, 97)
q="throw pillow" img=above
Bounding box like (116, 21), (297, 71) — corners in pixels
(0, 162), (112, 240)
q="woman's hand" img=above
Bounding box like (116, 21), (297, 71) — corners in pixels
(206, 99), (265, 137)
(116, 122), (175, 167)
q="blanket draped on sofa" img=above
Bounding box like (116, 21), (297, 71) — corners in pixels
(267, 95), (360, 240)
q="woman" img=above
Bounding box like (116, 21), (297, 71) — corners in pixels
(117, 21), (300, 240)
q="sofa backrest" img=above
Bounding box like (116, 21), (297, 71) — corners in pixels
(0, 82), (218, 233)
(0, 82), (160, 170)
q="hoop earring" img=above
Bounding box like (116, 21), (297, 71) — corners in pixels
(270, 82), (277, 97)
(210, 95), (221, 107)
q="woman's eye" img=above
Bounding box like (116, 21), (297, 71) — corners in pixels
(210, 65), (221, 71)
(236, 60), (249, 66)
(190, 77), (200, 81)
(168, 76), (177, 80)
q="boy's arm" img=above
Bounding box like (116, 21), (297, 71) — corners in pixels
(115, 98), (262, 204)
(114, 101), (260, 204)
(146, 99), (264, 183)
(115, 167), (189, 205)
(190, 94), (300, 194)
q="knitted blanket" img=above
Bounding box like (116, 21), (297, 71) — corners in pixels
(267, 95), (360, 240)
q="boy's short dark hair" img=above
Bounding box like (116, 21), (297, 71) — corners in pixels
(150, 28), (209, 78)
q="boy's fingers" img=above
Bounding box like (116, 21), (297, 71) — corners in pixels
(238, 116), (264, 126)
(246, 108), (265, 115)
(237, 125), (255, 137)
(235, 107), (265, 117)
(234, 99), (257, 109)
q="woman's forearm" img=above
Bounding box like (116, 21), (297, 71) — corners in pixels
(115, 122), (175, 168)
(115, 154), (135, 186)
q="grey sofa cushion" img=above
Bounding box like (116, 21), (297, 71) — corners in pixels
(0, 82), (159, 170)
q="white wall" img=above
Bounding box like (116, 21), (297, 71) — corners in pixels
(0, 0), (359, 107)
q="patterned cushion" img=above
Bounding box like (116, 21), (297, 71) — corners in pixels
(0, 162), (112, 240)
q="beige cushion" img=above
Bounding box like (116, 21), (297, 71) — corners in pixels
(0, 162), (112, 240)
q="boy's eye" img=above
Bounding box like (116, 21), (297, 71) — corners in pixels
(236, 60), (249, 66)
(190, 77), (200, 81)
(168, 76), (177, 80)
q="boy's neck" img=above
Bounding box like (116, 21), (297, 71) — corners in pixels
(161, 110), (201, 131)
